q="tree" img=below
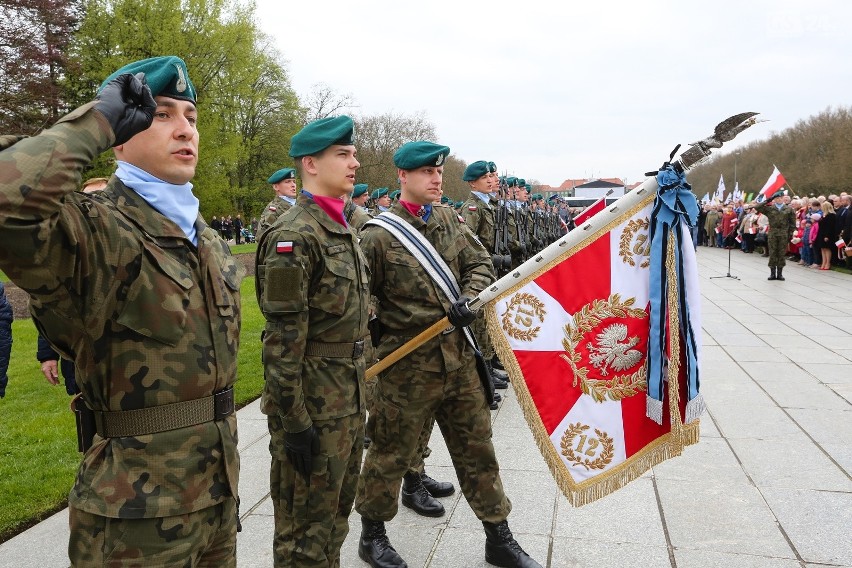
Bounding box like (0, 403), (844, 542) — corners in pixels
(303, 83), (356, 123)
(0, 0), (82, 134)
(354, 111), (438, 190)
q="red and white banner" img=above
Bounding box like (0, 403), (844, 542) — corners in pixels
(573, 196), (607, 225)
(758, 166), (786, 198)
(487, 193), (700, 506)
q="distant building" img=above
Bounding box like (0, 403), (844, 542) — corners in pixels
(536, 177), (631, 200)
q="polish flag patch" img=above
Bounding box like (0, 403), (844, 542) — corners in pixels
(468, 205), (478, 211)
(276, 241), (294, 253)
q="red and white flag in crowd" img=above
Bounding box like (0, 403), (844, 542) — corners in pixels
(573, 196), (608, 225)
(714, 174), (726, 203)
(758, 165), (786, 198)
(486, 189), (701, 506)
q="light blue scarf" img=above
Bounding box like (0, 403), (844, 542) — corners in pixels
(115, 161), (199, 245)
(281, 195), (296, 206)
(472, 191), (491, 204)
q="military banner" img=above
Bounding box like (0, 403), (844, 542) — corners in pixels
(484, 172), (702, 507)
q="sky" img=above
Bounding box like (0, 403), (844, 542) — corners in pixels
(254, 0), (850, 188)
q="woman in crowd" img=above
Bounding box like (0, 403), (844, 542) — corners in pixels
(816, 201), (838, 270)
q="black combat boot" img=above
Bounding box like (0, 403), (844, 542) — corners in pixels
(421, 469), (455, 497)
(483, 520), (543, 568)
(767, 267), (777, 280)
(401, 472), (445, 517)
(488, 361), (508, 390)
(492, 355), (507, 372)
(777, 267), (785, 281)
(359, 518), (408, 568)
(488, 358), (509, 381)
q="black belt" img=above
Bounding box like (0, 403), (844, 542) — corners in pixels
(92, 387), (235, 438)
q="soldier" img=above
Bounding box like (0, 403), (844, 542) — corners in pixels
(346, 183), (373, 233)
(355, 141), (542, 568)
(460, 160), (510, 402)
(754, 190), (797, 280)
(370, 187), (391, 214)
(258, 167), (298, 237)
(0, 56), (243, 565)
(255, 115), (369, 567)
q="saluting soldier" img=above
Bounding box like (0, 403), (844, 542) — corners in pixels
(255, 116), (370, 567)
(0, 56), (244, 566)
(754, 190), (797, 280)
(258, 167), (298, 237)
(355, 141), (542, 568)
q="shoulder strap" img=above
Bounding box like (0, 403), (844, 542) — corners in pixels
(366, 212), (477, 349)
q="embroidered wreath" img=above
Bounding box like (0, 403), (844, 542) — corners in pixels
(560, 422), (615, 470)
(619, 217), (651, 268)
(501, 292), (547, 341)
(559, 294), (648, 403)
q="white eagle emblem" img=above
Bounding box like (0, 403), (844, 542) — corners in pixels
(587, 323), (642, 376)
(175, 64), (188, 93)
(435, 153), (444, 166)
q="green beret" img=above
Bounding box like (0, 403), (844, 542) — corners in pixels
(371, 187), (389, 199)
(455, 200), (464, 208)
(393, 141), (450, 170)
(389, 189), (401, 200)
(100, 56), (196, 103)
(353, 183), (369, 197)
(267, 168), (296, 184)
(506, 177), (518, 187)
(440, 196), (450, 204)
(463, 160), (489, 181)
(289, 115), (354, 158)
(525, 185), (532, 193)
(517, 178), (526, 187)
(487, 161), (497, 173)
(532, 193), (544, 201)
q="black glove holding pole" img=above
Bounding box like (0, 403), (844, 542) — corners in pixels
(94, 72), (156, 146)
(447, 296), (476, 328)
(284, 425), (320, 480)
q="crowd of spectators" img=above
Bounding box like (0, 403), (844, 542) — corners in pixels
(210, 214), (258, 244)
(697, 192), (852, 269)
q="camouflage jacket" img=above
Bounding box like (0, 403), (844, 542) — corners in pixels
(755, 201), (796, 239)
(255, 193), (369, 433)
(258, 196), (293, 238)
(0, 103), (245, 519)
(360, 203), (492, 373)
(344, 201), (373, 234)
(461, 195), (496, 253)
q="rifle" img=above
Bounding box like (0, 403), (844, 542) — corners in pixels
(491, 177), (511, 275)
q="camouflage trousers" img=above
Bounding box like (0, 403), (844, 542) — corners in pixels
(355, 356), (511, 523)
(68, 498), (237, 567)
(767, 234), (789, 268)
(269, 412), (364, 568)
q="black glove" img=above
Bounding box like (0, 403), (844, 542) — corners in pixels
(94, 72), (156, 146)
(284, 425), (320, 480)
(447, 296), (476, 328)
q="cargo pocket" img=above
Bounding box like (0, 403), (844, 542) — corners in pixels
(308, 257), (355, 316)
(116, 245), (192, 346)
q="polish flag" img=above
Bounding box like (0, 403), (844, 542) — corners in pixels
(758, 166), (786, 198)
(573, 196), (607, 225)
(276, 241), (293, 254)
(489, 197), (701, 506)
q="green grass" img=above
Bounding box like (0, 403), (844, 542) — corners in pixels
(230, 242), (257, 255)
(0, 276), (264, 542)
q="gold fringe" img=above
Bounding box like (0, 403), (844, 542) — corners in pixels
(665, 231), (685, 454)
(483, 209), (702, 508)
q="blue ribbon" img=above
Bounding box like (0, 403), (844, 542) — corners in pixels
(646, 164), (701, 424)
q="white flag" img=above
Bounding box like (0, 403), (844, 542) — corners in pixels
(714, 174), (726, 203)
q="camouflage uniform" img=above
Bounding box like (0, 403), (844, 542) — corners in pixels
(255, 192), (370, 567)
(258, 196), (294, 238)
(344, 201), (373, 234)
(354, 202), (511, 523)
(755, 200), (796, 268)
(0, 103), (243, 564)
(460, 195), (499, 362)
